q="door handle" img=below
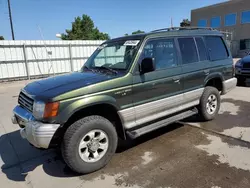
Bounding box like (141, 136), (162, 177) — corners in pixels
(172, 77), (180, 83)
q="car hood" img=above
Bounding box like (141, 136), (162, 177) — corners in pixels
(242, 55), (250, 63)
(24, 71), (122, 100)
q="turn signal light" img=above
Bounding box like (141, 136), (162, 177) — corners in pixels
(44, 102), (59, 118)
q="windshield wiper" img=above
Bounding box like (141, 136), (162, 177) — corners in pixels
(82, 65), (95, 73)
(98, 66), (118, 74)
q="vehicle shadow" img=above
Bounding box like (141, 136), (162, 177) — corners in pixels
(239, 78), (250, 87)
(183, 97), (250, 133)
(0, 123), (184, 181)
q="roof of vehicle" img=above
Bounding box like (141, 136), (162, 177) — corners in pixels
(107, 27), (223, 43)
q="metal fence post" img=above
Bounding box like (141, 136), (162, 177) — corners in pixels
(23, 44), (30, 80)
(69, 44), (73, 72)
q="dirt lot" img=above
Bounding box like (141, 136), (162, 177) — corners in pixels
(0, 79), (250, 188)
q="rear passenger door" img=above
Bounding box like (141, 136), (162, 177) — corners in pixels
(178, 37), (209, 92)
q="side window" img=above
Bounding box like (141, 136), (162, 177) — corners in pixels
(141, 38), (178, 70)
(178, 38), (198, 64)
(195, 37), (208, 61)
(210, 16), (221, 28)
(225, 13), (236, 26)
(198, 19), (207, 27)
(142, 43), (154, 58)
(241, 11), (250, 24)
(205, 36), (229, 61)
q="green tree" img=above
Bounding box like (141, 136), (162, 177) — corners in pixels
(0, 36), (4, 40)
(132, 30), (145, 34)
(124, 30), (145, 36)
(61, 14), (110, 40)
(180, 19), (191, 27)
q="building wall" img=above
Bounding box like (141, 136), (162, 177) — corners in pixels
(191, 0), (250, 56)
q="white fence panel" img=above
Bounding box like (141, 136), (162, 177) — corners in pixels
(0, 40), (104, 81)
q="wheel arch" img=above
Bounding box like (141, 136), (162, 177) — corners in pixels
(50, 96), (126, 147)
(204, 73), (224, 92)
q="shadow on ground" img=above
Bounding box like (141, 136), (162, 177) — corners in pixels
(0, 123), (184, 182)
(184, 97), (250, 133)
(236, 78), (250, 88)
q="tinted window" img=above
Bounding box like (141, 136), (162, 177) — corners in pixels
(225, 13), (236, 26)
(142, 38), (178, 70)
(195, 37), (208, 61)
(198, 19), (207, 27)
(178, 38), (198, 64)
(211, 17), (221, 28)
(241, 11), (250, 24)
(240, 39), (250, 50)
(205, 36), (228, 61)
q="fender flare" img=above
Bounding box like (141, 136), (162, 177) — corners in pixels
(204, 72), (224, 86)
(58, 95), (120, 124)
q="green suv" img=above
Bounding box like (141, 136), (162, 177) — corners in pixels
(12, 27), (237, 174)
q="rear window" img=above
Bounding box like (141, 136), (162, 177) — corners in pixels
(205, 36), (229, 61)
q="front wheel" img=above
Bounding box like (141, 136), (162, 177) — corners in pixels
(61, 115), (118, 174)
(198, 86), (221, 121)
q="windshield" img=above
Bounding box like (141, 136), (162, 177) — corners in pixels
(82, 40), (140, 72)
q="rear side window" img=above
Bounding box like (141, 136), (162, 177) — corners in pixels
(205, 36), (229, 61)
(195, 37), (208, 61)
(178, 38), (198, 64)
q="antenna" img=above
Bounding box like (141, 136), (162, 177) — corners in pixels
(171, 17), (173, 28)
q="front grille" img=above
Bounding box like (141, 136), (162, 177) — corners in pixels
(243, 63), (250, 69)
(18, 91), (34, 112)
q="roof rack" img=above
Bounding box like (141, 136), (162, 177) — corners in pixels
(151, 27), (216, 33)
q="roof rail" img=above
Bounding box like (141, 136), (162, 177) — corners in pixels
(151, 27), (216, 33)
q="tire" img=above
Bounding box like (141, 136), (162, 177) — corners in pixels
(198, 86), (221, 121)
(61, 115), (118, 174)
(236, 76), (246, 86)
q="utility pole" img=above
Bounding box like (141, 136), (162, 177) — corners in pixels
(7, 0), (15, 40)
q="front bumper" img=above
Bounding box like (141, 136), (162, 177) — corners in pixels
(12, 105), (60, 149)
(221, 77), (237, 95)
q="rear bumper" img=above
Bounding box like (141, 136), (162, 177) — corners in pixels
(12, 106), (60, 149)
(221, 78), (237, 95)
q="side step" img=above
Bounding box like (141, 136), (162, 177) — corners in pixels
(126, 108), (198, 139)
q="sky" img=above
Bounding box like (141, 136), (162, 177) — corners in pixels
(0, 0), (227, 40)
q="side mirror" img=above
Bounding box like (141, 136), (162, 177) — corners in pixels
(140, 58), (155, 74)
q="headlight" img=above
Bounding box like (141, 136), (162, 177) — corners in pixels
(33, 101), (59, 119)
(33, 101), (45, 119)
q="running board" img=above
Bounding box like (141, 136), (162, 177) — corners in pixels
(126, 108), (198, 139)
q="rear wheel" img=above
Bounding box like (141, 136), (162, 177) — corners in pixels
(198, 86), (221, 121)
(61, 115), (118, 174)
